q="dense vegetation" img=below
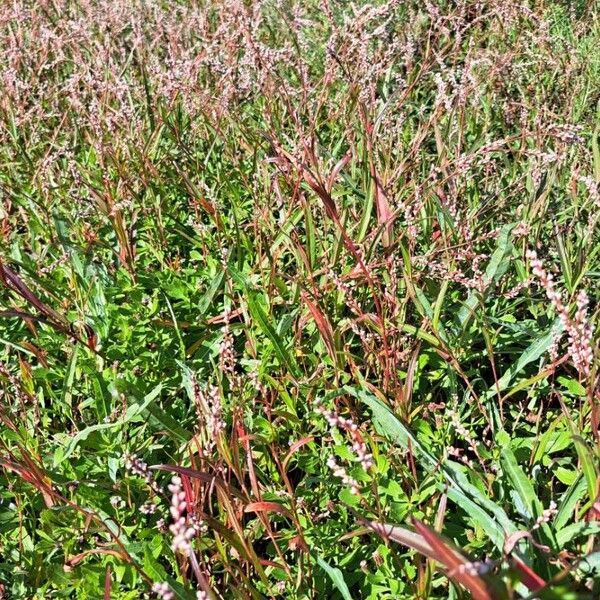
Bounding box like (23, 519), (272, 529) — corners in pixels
(1, 0), (600, 598)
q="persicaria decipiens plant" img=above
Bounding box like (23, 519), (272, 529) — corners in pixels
(1, 0), (599, 598)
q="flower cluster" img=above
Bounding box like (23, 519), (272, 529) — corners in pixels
(124, 453), (151, 481)
(327, 269), (362, 316)
(219, 311), (236, 374)
(168, 475), (198, 556)
(152, 583), (173, 600)
(448, 560), (494, 578)
(532, 501), (557, 531)
(579, 175), (600, 207)
(109, 495), (124, 509)
(249, 369), (266, 396)
(446, 408), (491, 472)
(316, 401), (374, 471)
(205, 385), (226, 438)
(124, 452), (160, 493)
(315, 399), (375, 495)
(326, 456), (360, 496)
(193, 380), (226, 453)
(140, 502), (157, 515)
(527, 249), (594, 378)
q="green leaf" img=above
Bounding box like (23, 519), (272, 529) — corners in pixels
(198, 271), (224, 315)
(59, 384), (162, 462)
(484, 320), (561, 402)
(576, 551), (600, 578)
(556, 522), (600, 547)
(59, 421), (117, 463)
(555, 475), (586, 531)
(315, 554), (353, 600)
(246, 291), (300, 377)
(146, 403), (190, 443)
(500, 445), (542, 521)
(554, 467), (578, 486)
(61, 345), (79, 409)
(123, 383), (164, 420)
(573, 435), (599, 508)
(558, 376), (586, 397)
(143, 545), (167, 580)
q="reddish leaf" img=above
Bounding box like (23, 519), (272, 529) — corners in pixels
(362, 118), (393, 246)
(150, 464), (247, 501)
(0, 458), (55, 508)
(302, 169), (339, 222)
(412, 519), (494, 600)
(282, 436), (314, 470)
(511, 557), (546, 591)
(358, 518), (439, 561)
(288, 534), (309, 553)
(64, 549), (125, 571)
(0, 261), (68, 328)
(20, 341), (49, 367)
(326, 152), (352, 193)
(301, 292), (336, 365)
(504, 530), (532, 555)
(181, 473), (195, 514)
(87, 329), (98, 352)
(244, 501), (293, 520)
(104, 565), (112, 600)
(259, 559), (287, 569)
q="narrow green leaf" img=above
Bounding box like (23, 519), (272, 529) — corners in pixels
(198, 271), (224, 315)
(555, 475), (586, 531)
(500, 446), (542, 521)
(533, 419), (561, 465)
(557, 376), (586, 397)
(315, 554), (353, 600)
(61, 345), (79, 409)
(555, 522), (600, 547)
(573, 435), (599, 508)
(146, 403), (190, 443)
(483, 320), (561, 401)
(246, 291), (300, 377)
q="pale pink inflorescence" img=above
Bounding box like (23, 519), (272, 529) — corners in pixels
(124, 452), (153, 482)
(218, 310), (236, 375)
(532, 501), (557, 531)
(527, 249), (594, 378)
(326, 456), (360, 496)
(168, 475), (198, 556)
(189, 370), (226, 450)
(579, 175), (600, 207)
(448, 560), (494, 578)
(315, 399), (374, 495)
(446, 409), (490, 471)
(205, 385), (226, 438)
(570, 290), (594, 378)
(140, 502), (157, 515)
(316, 402), (374, 471)
(124, 452), (160, 493)
(152, 582), (174, 600)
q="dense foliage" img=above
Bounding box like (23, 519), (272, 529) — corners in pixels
(1, 0), (600, 598)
